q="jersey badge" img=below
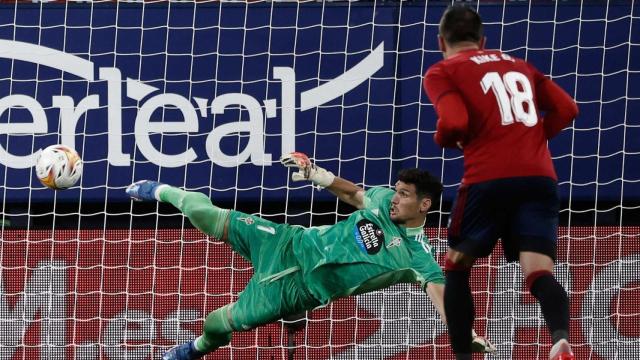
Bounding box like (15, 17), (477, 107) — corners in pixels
(237, 217), (254, 225)
(386, 236), (402, 249)
(353, 219), (385, 255)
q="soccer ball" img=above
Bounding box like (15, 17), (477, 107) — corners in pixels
(35, 144), (83, 190)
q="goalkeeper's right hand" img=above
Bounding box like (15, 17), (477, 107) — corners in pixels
(280, 152), (335, 189)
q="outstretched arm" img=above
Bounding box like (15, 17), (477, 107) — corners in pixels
(426, 282), (447, 324)
(280, 152), (365, 209)
(326, 176), (366, 210)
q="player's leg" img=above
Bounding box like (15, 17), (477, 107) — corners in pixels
(164, 268), (317, 359)
(520, 252), (565, 341)
(227, 237), (320, 332)
(511, 177), (572, 359)
(126, 181), (229, 241)
(171, 292), (281, 360)
(430, 280), (498, 355)
(520, 251), (572, 360)
(425, 281), (496, 354)
(196, 304), (235, 352)
(161, 186), (230, 240)
(163, 232), (313, 360)
(444, 182), (501, 360)
(443, 249), (476, 360)
(162, 304), (233, 360)
(189, 271), (317, 357)
(443, 191), (476, 359)
(126, 181), (296, 263)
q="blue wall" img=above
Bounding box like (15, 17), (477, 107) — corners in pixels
(0, 2), (637, 203)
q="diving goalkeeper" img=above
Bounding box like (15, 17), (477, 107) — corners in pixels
(126, 152), (496, 360)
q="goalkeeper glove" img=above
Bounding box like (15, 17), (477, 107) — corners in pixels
(280, 152), (335, 189)
(471, 329), (497, 353)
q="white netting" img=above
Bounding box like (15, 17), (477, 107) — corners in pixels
(0, 1), (638, 359)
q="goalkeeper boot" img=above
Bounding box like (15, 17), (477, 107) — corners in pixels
(162, 340), (205, 360)
(126, 180), (164, 201)
(549, 339), (574, 360)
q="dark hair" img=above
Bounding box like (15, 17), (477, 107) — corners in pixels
(397, 168), (443, 201)
(439, 5), (483, 45)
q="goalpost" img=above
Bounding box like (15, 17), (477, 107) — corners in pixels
(0, 1), (638, 359)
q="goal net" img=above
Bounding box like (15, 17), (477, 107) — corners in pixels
(0, 1), (638, 359)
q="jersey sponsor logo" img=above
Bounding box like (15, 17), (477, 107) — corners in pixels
(237, 217), (254, 225)
(353, 219), (385, 255)
(386, 236), (402, 249)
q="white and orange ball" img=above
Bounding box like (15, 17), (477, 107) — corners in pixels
(35, 144), (83, 190)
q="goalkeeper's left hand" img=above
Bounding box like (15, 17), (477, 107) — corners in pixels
(471, 330), (497, 354)
(280, 152), (335, 189)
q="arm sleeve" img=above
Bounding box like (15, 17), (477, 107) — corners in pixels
(412, 248), (445, 290)
(423, 65), (470, 148)
(530, 64), (579, 139)
(363, 187), (394, 209)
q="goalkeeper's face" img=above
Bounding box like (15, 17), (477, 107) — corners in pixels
(390, 181), (431, 227)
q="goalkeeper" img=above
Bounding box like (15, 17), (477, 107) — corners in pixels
(126, 152), (496, 360)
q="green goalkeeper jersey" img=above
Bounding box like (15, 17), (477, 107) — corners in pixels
(292, 187), (445, 304)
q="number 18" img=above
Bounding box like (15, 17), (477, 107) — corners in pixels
(481, 71), (538, 127)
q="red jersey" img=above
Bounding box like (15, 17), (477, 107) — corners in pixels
(424, 49), (578, 185)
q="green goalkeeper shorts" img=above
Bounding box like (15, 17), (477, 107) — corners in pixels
(226, 211), (321, 331)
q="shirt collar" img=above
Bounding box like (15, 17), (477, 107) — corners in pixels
(405, 226), (424, 237)
(402, 218), (426, 237)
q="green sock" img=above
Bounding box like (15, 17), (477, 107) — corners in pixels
(193, 305), (234, 352)
(158, 186), (229, 239)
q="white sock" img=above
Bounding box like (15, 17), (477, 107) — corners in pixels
(154, 184), (169, 201)
(193, 335), (206, 352)
(550, 338), (572, 355)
